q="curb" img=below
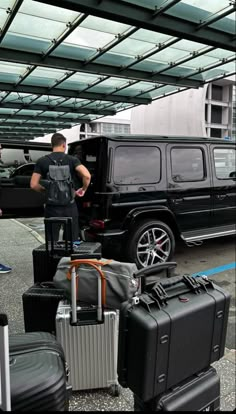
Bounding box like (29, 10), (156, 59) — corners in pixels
(11, 219), (45, 244)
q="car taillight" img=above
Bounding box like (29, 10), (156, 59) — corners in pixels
(89, 219), (105, 229)
(83, 201), (91, 208)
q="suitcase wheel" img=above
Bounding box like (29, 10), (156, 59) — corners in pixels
(110, 383), (120, 397)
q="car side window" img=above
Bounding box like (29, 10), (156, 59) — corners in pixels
(213, 148), (236, 179)
(171, 147), (205, 182)
(114, 146), (161, 185)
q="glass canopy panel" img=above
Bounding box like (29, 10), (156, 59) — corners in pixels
(0, 0), (16, 27)
(95, 52), (135, 67)
(168, 0), (235, 33)
(88, 78), (130, 94)
(52, 44), (96, 61)
(4, 92), (36, 103)
(131, 29), (174, 45)
(80, 15), (130, 35)
(2, 33), (51, 53)
(0, 109), (17, 115)
(111, 38), (159, 57)
(0, 62), (28, 83)
(61, 100), (92, 108)
(19, 0), (79, 23)
(16, 110), (42, 116)
(9, 13), (66, 41)
(59, 73), (102, 90)
(65, 26), (115, 49)
(23, 67), (67, 87)
(181, 0), (236, 21)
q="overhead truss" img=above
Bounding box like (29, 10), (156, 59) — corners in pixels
(0, 0), (234, 140)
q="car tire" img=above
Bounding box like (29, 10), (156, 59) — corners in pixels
(126, 219), (175, 269)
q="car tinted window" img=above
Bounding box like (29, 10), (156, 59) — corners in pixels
(213, 148), (236, 179)
(114, 146), (161, 185)
(171, 147), (204, 182)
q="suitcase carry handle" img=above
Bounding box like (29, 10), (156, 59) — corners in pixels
(44, 217), (73, 256)
(151, 274), (214, 302)
(134, 262), (177, 280)
(67, 259), (109, 324)
(0, 314), (11, 411)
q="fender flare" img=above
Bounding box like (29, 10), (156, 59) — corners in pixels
(123, 205), (178, 231)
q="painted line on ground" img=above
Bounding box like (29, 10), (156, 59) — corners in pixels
(192, 262), (236, 277)
(11, 219), (45, 244)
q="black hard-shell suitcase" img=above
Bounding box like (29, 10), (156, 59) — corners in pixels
(22, 282), (66, 334)
(33, 217), (102, 283)
(133, 367), (220, 411)
(0, 315), (70, 412)
(118, 264), (230, 402)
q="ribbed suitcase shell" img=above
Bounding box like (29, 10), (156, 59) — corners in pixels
(10, 350), (68, 411)
(56, 300), (119, 391)
(8, 331), (69, 411)
(133, 367), (220, 411)
(22, 283), (66, 334)
(9, 331), (65, 360)
(118, 276), (230, 402)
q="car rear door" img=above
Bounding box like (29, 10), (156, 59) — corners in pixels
(167, 143), (213, 231)
(210, 144), (236, 226)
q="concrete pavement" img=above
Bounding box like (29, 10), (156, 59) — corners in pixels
(0, 218), (235, 411)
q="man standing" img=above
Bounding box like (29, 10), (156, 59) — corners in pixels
(30, 133), (91, 241)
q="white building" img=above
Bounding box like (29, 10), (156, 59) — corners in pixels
(131, 78), (235, 140)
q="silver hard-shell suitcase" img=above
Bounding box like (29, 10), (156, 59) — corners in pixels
(55, 261), (119, 395)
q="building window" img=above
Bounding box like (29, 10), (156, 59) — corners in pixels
(211, 105), (222, 124)
(210, 129), (222, 138)
(171, 148), (205, 182)
(101, 123), (130, 134)
(114, 146), (161, 185)
(205, 104), (208, 122)
(212, 85), (223, 101)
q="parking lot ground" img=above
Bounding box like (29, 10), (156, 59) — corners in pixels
(0, 218), (235, 411)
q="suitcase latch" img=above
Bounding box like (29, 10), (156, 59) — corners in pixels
(151, 284), (168, 308)
(183, 275), (201, 293)
(139, 294), (156, 312)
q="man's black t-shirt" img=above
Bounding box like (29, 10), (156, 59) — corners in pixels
(34, 152), (81, 182)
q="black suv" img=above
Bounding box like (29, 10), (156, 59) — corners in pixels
(68, 135), (236, 269)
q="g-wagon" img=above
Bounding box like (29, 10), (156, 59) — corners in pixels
(68, 135), (236, 269)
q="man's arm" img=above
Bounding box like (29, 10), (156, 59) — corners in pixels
(30, 172), (45, 193)
(75, 164), (91, 197)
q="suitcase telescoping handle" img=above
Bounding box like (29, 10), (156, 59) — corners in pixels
(44, 217), (73, 256)
(0, 314), (11, 411)
(68, 260), (107, 324)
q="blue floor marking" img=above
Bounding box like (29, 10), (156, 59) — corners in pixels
(191, 262), (236, 277)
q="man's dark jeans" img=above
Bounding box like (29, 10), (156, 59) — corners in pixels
(44, 201), (79, 242)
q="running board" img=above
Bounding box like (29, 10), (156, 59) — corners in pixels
(182, 225), (236, 244)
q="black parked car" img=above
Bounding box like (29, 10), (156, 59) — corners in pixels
(68, 135), (236, 268)
(0, 140), (51, 217)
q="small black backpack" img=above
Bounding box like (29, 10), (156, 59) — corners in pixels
(46, 155), (74, 206)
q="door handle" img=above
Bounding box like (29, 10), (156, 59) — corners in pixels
(173, 198), (184, 204)
(216, 194), (227, 200)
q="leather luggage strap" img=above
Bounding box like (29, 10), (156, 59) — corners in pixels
(67, 259), (112, 306)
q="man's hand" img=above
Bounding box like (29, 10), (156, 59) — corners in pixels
(0, 208), (2, 217)
(75, 188), (85, 197)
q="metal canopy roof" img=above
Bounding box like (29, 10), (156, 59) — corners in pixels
(0, 0), (235, 140)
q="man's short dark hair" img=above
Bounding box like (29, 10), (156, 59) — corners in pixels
(51, 133), (66, 148)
